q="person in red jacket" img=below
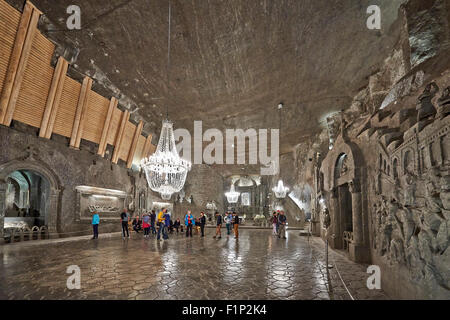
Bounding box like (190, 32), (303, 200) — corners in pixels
(142, 213), (151, 238)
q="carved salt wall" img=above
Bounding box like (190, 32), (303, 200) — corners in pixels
(319, 78), (450, 298)
(369, 97), (449, 299)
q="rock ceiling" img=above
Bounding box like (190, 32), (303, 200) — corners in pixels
(9, 0), (405, 154)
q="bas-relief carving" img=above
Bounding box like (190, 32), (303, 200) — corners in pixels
(416, 82), (439, 122)
(370, 84), (450, 292)
(372, 177), (449, 290)
(437, 86), (450, 120)
(320, 79), (450, 296)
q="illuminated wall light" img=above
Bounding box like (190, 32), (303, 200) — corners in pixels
(91, 195), (119, 200)
(75, 185), (126, 197)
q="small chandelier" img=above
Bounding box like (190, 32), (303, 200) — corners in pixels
(225, 184), (240, 203)
(141, 120), (191, 200)
(272, 180), (289, 199)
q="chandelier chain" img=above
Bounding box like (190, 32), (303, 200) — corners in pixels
(166, 0), (171, 119)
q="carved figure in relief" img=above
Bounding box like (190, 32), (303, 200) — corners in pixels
(440, 175), (450, 210)
(416, 82), (439, 122)
(403, 171), (416, 207)
(396, 206), (416, 246)
(380, 202), (395, 256)
(424, 168), (443, 213)
(340, 156), (348, 176)
(436, 86), (450, 119)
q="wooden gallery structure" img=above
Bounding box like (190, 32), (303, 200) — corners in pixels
(0, 0), (156, 168)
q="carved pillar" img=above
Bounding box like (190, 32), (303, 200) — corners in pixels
(48, 189), (60, 239)
(349, 181), (362, 245)
(329, 188), (341, 249)
(0, 180), (6, 244)
(348, 180), (369, 262)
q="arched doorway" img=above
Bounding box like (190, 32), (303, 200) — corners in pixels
(320, 138), (368, 262)
(338, 183), (353, 234)
(4, 170), (50, 228)
(333, 154), (353, 250)
(0, 159), (62, 241)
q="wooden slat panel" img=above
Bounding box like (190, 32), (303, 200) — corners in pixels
(13, 31), (54, 128)
(132, 135), (146, 166)
(119, 122), (135, 161)
(82, 91), (109, 144)
(143, 134), (153, 158)
(127, 120), (143, 168)
(97, 97), (117, 156)
(112, 110), (129, 163)
(0, 2), (36, 125)
(107, 108), (122, 146)
(74, 78), (92, 148)
(39, 56), (65, 137)
(45, 58), (68, 139)
(0, 1), (22, 99)
(70, 76), (91, 148)
(53, 76), (81, 137)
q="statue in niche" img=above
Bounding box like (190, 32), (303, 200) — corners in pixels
(416, 82), (439, 122)
(436, 86), (450, 119)
(340, 156), (349, 176)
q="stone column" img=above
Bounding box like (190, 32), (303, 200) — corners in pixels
(329, 188), (341, 249)
(349, 181), (362, 245)
(48, 189), (60, 239)
(348, 180), (369, 262)
(0, 180), (6, 244)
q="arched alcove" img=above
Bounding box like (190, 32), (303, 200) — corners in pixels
(0, 160), (62, 237)
(393, 158), (399, 180)
(4, 170), (50, 228)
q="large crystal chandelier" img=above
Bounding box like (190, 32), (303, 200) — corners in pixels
(141, 120), (191, 200)
(225, 183), (240, 203)
(272, 180), (289, 199)
(140, 1), (191, 200)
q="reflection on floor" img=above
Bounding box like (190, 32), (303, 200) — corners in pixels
(0, 229), (389, 300)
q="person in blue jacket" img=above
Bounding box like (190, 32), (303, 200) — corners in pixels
(163, 210), (170, 240)
(185, 210), (195, 238)
(91, 211), (100, 239)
